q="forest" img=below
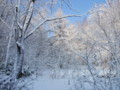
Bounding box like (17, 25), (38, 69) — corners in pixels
(0, 0), (120, 90)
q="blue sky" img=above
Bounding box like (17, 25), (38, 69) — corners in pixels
(59, 0), (106, 23)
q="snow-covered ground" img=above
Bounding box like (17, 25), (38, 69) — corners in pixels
(27, 69), (74, 90)
(32, 77), (70, 90)
(19, 69), (120, 90)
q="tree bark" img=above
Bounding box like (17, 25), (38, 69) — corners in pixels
(13, 38), (24, 79)
(13, 0), (34, 79)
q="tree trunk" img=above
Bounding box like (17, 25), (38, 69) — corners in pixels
(12, 0), (34, 79)
(13, 38), (24, 79)
(5, 29), (13, 69)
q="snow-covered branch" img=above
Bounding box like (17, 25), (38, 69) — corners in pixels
(25, 12), (89, 39)
(0, 17), (12, 30)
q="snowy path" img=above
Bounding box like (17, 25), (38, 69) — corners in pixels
(32, 77), (71, 90)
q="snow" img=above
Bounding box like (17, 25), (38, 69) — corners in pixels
(28, 69), (96, 90)
(33, 77), (70, 90)
(21, 69), (119, 90)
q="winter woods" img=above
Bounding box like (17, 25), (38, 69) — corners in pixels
(0, 0), (120, 90)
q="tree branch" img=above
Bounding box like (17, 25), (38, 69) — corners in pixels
(0, 17), (12, 30)
(62, 0), (80, 13)
(24, 12), (89, 39)
(23, 0), (34, 33)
